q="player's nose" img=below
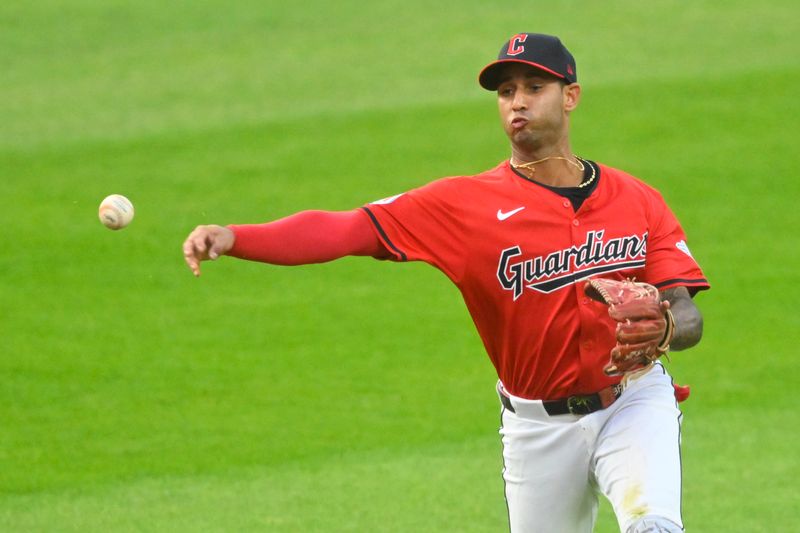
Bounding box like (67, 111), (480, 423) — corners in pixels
(511, 90), (528, 110)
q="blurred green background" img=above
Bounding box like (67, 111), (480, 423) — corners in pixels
(1, 0), (797, 531)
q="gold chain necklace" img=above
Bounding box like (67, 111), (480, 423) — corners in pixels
(512, 155), (584, 172)
(511, 155), (596, 189)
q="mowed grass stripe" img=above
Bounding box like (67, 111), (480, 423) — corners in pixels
(1, 0), (797, 151)
(0, 437), (508, 533)
(1, 409), (794, 531)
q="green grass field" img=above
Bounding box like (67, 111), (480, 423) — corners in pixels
(2, 1), (798, 531)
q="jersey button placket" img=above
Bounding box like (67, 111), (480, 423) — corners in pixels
(571, 213), (592, 384)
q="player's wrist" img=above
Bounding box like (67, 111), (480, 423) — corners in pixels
(658, 309), (675, 353)
(223, 224), (240, 256)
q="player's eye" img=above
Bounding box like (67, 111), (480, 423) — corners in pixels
(498, 86), (514, 97)
(529, 84), (543, 92)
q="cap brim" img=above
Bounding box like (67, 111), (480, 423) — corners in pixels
(478, 59), (566, 90)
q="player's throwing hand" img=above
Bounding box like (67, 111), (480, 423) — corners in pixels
(182, 224), (235, 277)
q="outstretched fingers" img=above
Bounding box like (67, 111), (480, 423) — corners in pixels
(182, 226), (212, 277)
(182, 225), (235, 277)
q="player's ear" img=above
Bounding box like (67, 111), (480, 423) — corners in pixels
(563, 83), (581, 112)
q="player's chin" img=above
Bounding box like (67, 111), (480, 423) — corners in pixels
(506, 128), (536, 146)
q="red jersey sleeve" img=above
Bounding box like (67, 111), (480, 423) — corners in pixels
(643, 192), (709, 294)
(360, 177), (466, 283)
(227, 209), (386, 265)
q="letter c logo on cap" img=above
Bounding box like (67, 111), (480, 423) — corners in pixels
(507, 34), (528, 56)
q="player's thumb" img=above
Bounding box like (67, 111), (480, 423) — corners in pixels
(208, 243), (223, 260)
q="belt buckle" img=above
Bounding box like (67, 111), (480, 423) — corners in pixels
(567, 395), (593, 415)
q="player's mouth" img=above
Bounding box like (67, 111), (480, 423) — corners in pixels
(510, 117), (529, 129)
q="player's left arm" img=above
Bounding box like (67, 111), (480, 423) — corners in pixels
(660, 286), (703, 350)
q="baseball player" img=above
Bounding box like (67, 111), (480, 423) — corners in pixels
(183, 33), (708, 532)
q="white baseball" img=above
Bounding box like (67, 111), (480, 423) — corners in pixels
(98, 194), (135, 230)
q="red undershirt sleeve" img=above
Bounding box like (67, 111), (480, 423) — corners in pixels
(226, 209), (389, 265)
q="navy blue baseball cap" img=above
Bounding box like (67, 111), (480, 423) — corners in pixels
(479, 33), (577, 90)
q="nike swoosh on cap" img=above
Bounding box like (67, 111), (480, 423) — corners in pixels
(497, 206), (526, 220)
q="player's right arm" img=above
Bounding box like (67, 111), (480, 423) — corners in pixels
(182, 209), (387, 277)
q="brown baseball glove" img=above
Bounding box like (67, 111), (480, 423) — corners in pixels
(584, 278), (675, 376)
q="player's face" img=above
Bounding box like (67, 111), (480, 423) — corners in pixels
(496, 64), (580, 152)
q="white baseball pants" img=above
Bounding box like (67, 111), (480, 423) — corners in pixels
(498, 363), (684, 533)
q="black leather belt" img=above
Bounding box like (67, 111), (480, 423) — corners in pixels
(500, 384), (623, 416)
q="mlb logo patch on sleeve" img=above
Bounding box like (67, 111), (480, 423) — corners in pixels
(371, 193), (404, 205)
(676, 240), (693, 258)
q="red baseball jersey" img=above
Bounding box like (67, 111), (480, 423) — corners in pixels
(361, 161), (709, 400)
